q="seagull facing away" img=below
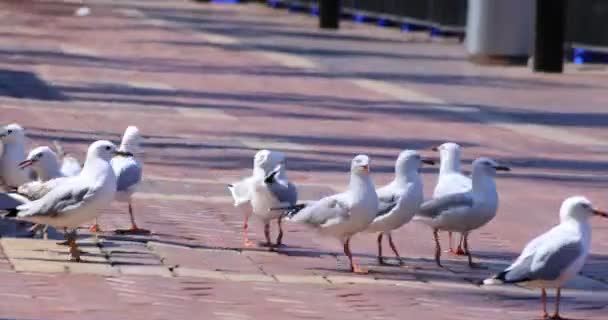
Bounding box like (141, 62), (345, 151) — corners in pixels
(228, 149), (285, 247)
(0, 124), (33, 189)
(276, 155), (378, 273)
(484, 196), (607, 320)
(250, 163), (297, 248)
(0, 140), (120, 262)
(432, 142), (471, 256)
(90, 126), (146, 234)
(415, 157), (509, 268)
(366, 150), (434, 265)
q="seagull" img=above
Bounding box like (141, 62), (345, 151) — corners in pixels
(90, 126), (146, 234)
(415, 157), (509, 268)
(432, 142), (471, 255)
(0, 124), (33, 190)
(366, 150), (434, 265)
(0, 140), (122, 262)
(250, 163), (297, 247)
(17, 146), (82, 238)
(276, 155), (378, 273)
(228, 149), (284, 247)
(484, 196), (607, 320)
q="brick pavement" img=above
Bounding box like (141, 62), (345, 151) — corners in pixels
(0, 0), (608, 319)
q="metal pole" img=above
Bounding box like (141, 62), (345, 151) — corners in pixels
(319, 0), (340, 29)
(533, 0), (566, 73)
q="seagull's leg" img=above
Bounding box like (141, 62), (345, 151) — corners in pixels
(551, 288), (562, 320)
(455, 234), (466, 255)
(377, 233), (386, 265)
(275, 218), (284, 246)
(447, 231), (454, 253)
(262, 222), (272, 247)
(541, 288), (549, 319)
(344, 238), (367, 274)
(433, 229), (442, 267)
(67, 231), (81, 262)
(57, 227), (70, 246)
(89, 218), (102, 233)
(242, 212), (254, 248)
(116, 202), (150, 234)
(464, 233), (486, 269)
(387, 232), (403, 265)
(43, 225), (49, 240)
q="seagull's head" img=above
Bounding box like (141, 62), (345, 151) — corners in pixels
(396, 149), (435, 175)
(88, 140), (119, 162)
(431, 142), (461, 159)
(267, 150), (286, 172)
(472, 157), (510, 176)
(351, 154), (371, 176)
(0, 123), (25, 144)
(19, 146), (59, 173)
(561, 196), (608, 222)
(253, 149), (273, 168)
(119, 126), (142, 154)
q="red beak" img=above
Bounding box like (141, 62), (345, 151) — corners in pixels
(18, 159), (35, 170)
(593, 208), (608, 218)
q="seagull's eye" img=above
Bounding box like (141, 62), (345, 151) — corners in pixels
(581, 203), (591, 210)
(105, 146), (111, 151)
(7, 130), (12, 134)
(37, 153), (43, 159)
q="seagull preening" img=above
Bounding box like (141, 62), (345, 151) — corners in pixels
(276, 155), (378, 273)
(228, 149), (285, 247)
(0, 140), (123, 261)
(250, 163), (297, 247)
(416, 157), (509, 268)
(366, 150), (434, 265)
(432, 142), (471, 255)
(484, 196), (607, 320)
(0, 124), (33, 190)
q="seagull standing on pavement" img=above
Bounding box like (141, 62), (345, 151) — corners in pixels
(90, 126), (146, 234)
(250, 163), (297, 247)
(276, 155), (378, 273)
(0, 140), (120, 261)
(366, 150), (434, 265)
(415, 157), (509, 268)
(228, 150), (285, 247)
(432, 142), (471, 255)
(0, 124), (33, 190)
(484, 196), (607, 320)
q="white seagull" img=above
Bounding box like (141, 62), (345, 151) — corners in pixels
(366, 150), (434, 265)
(415, 157), (509, 267)
(250, 162), (298, 247)
(90, 126), (145, 234)
(277, 155), (378, 273)
(0, 124), (33, 189)
(432, 142), (471, 255)
(228, 149), (285, 247)
(0, 140), (120, 261)
(484, 196), (607, 320)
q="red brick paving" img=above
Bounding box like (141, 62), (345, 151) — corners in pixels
(0, 0), (608, 319)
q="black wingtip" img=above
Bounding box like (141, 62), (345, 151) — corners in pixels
(264, 170), (280, 185)
(4, 209), (18, 218)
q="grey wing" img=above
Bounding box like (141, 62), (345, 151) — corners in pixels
(269, 181), (298, 206)
(418, 193), (473, 218)
(18, 185), (92, 218)
(376, 194), (398, 217)
(116, 160), (142, 192)
(290, 196), (349, 226)
(502, 240), (583, 283)
(0, 192), (27, 210)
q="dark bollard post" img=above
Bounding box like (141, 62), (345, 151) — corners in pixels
(319, 0), (340, 29)
(533, 0), (566, 73)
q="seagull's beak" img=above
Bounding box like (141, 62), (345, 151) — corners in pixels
(493, 165), (510, 172)
(18, 159), (35, 169)
(593, 208), (608, 218)
(360, 165), (370, 173)
(114, 150), (134, 157)
(422, 158), (436, 165)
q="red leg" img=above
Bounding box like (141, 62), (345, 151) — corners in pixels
(89, 219), (102, 233)
(344, 238), (367, 273)
(275, 218), (284, 246)
(541, 288), (549, 319)
(242, 213), (254, 248)
(551, 288), (563, 320)
(115, 202), (150, 234)
(455, 234), (466, 255)
(387, 233), (403, 265)
(433, 229), (442, 267)
(377, 233), (386, 265)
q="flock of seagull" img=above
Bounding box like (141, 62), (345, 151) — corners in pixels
(0, 123), (605, 319)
